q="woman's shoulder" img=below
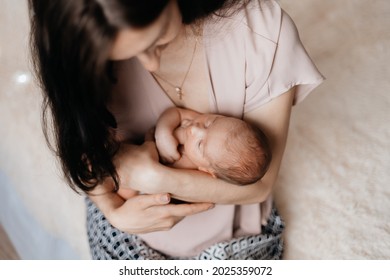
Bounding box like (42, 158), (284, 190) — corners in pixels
(239, 0), (283, 42)
(204, 0), (283, 44)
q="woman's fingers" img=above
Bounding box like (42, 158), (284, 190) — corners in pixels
(112, 194), (214, 234)
(137, 193), (214, 217)
(136, 193), (172, 208)
(157, 201), (215, 217)
(146, 202), (214, 232)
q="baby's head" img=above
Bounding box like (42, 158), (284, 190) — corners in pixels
(180, 114), (272, 185)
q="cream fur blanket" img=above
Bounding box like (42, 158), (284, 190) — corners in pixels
(276, 0), (390, 259)
(0, 0), (389, 259)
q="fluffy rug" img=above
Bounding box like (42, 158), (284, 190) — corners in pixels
(0, 0), (389, 259)
(276, 0), (390, 259)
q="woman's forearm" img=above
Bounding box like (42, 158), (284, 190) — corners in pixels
(159, 166), (273, 204)
(158, 132), (284, 204)
(87, 179), (125, 218)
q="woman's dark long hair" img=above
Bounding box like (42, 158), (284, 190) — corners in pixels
(28, 0), (245, 193)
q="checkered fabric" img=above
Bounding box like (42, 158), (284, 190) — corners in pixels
(86, 198), (284, 260)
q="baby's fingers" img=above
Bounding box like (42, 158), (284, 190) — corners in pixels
(160, 151), (180, 164)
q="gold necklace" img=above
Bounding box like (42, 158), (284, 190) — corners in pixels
(152, 25), (200, 101)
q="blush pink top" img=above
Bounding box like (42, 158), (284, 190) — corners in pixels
(109, 0), (324, 257)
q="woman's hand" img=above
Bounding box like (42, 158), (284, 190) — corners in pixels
(107, 193), (214, 234)
(109, 140), (215, 233)
(88, 179), (214, 234)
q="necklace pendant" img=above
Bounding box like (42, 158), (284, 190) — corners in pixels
(175, 87), (183, 100)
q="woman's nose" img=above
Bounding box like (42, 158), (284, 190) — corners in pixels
(137, 47), (161, 72)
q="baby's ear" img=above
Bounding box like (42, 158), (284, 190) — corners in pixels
(198, 166), (217, 178)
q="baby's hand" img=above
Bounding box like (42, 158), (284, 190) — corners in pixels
(155, 132), (181, 164)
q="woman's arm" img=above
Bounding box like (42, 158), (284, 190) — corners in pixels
(129, 88), (295, 205)
(88, 142), (214, 234)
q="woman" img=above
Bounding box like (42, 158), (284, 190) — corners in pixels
(29, 0), (324, 259)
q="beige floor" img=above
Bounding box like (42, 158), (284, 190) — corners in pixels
(0, 0), (389, 259)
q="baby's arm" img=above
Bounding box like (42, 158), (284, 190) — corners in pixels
(155, 107), (199, 163)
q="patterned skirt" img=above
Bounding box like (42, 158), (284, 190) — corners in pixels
(85, 198), (285, 260)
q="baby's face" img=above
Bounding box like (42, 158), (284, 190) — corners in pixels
(180, 114), (237, 171)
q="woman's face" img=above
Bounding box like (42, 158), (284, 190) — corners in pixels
(109, 0), (183, 72)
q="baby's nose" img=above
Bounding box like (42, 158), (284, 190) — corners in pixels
(190, 125), (205, 136)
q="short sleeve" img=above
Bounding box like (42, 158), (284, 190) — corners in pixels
(244, 9), (325, 112)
